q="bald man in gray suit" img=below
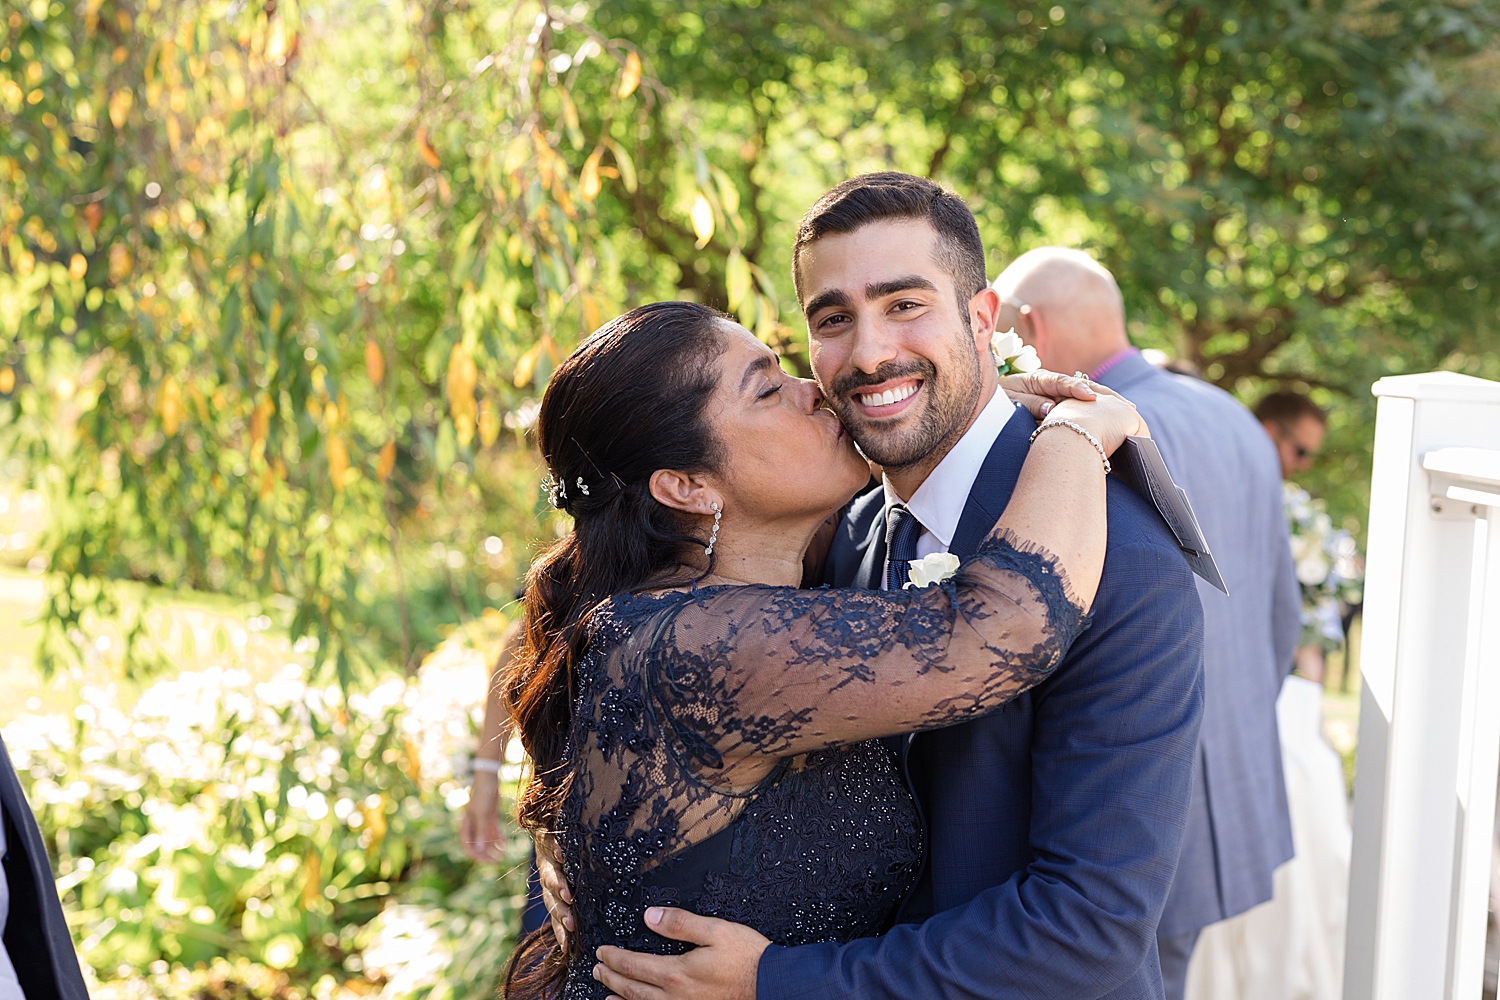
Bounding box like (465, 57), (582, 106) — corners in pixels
(995, 248), (1301, 1000)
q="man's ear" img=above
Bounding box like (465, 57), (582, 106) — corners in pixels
(648, 468), (718, 517)
(968, 287), (1001, 353)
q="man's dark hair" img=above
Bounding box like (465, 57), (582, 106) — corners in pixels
(1253, 391), (1327, 428)
(792, 172), (987, 310)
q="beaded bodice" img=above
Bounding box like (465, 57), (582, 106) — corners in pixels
(548, 535), (1089, 998)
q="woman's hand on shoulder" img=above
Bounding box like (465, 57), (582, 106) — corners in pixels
(1001, 369), (1136, 421)
(1043, 393), (1150, 457)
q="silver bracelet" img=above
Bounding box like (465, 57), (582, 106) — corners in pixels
(471, 757), (502, 775)
(1029, 419), (1112, 474)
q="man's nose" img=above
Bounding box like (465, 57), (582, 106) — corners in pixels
(846, 317), (900, 375)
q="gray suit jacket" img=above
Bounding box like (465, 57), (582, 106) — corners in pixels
(1100, 352), (1300, 937)
(1, 734), (90, 1000)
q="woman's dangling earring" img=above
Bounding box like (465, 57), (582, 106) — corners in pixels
(705, 502), (722, 556)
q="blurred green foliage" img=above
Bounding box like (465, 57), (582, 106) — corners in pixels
(4, 0), (1500, 676)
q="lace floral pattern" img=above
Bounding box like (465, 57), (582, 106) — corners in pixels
(552, 533), (1088, 998)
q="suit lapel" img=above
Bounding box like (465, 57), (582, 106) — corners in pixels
(948, 408), (1038, 559)
(854, 505), (887, 589)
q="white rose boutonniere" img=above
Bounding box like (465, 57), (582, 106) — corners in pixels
(991, 328), (1042, 376)
(905, 552), (962, 589)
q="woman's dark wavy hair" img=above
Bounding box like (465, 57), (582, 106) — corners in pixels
(501, 300), (726, 998)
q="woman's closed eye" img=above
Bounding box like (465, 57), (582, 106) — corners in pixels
(758, 382), (783, 400)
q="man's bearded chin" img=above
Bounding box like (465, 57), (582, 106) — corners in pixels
(830, 357), (970, 470)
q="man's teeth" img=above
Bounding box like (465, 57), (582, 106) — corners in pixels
(859, 384), (918, 408)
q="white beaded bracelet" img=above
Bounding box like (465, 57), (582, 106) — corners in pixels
(1029, 419), (1112, 474)
(471, 757), (502, 775)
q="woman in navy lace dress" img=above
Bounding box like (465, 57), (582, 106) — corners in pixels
(500, 302), (1144, 999)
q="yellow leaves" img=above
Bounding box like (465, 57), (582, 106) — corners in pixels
(107, 89), (132, 128)
(250, 394), (273, 447)
(300, 850), (321, 910)
(618, 51), (642, 99)
(558, 88), (582, 146)
(324, 401), (340, 430)
(581, 292), (602, 332)
(532, 130), (556, 189)
(579, 148), (603, 201)
(477, 399), (499, 447)
(361, 795), (387, 853)
(365, 339), (384, 385)
(158, 377), (183, 436)
(108, 243), (131, 282)
(376, 440), (396, 482)
(690, 192), (714, 248)
(513, 342), (541, 388)
(504, 133), (530, 174)
(0, 367), (13, 394)
(266, 20), (292, 62)
(725, 249), (751, 313)
(327, 434), (349, 491)
(14, 250), (33, 276)
(68, 253), (87, 280)
(416, 127), (441, 169)
(447, 342), (478, 447)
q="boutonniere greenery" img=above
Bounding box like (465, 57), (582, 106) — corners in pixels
(905, 552), (962, 589)
(991, 329), (1042, 376)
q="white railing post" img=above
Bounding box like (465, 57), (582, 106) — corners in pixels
(1343, 372), (1500, 1000)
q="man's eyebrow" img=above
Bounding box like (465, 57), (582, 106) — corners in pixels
(803, 288), (852, 318)
(739, 354), (777, 394)
(865, 275), (938, 299)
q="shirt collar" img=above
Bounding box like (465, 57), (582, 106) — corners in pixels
(883, 388), (1016, 549)
(1090, 346), (1140, 382)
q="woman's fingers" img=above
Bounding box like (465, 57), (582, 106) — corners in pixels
(1008, 392), (1059, 421)
(1001, 370), (1096, 402)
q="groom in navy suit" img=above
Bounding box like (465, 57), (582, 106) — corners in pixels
(582, 172), (1206, 1000)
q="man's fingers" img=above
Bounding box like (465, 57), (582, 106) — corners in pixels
(593, 959), (667, 1000)
(596, 946), (681, 988)
(643, 906), (729, 946)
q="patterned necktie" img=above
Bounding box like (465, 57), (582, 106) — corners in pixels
(885, 504), (924, 591)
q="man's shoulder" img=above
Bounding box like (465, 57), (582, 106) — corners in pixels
(1102, 474), (1190, 565)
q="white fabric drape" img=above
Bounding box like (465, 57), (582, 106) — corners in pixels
(1184, 676), (1351, 1000)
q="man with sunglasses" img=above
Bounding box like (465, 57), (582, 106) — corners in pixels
(1253, 392), (1327, 478)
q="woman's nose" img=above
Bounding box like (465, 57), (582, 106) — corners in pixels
(795, 378), (824, 413)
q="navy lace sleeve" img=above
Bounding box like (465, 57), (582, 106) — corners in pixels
(566, 532), (1087, 844)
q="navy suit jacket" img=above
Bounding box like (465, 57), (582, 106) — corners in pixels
(758, 405), (1205, 1000)
(1099, 353), (1299, 936)
(1, 734), (90, 1000)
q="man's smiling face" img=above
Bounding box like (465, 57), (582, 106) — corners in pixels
(799, 218), (996, 474)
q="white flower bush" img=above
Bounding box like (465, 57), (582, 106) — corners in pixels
(5, 609), (528, 1000)
(1283, 483), (1364, 650)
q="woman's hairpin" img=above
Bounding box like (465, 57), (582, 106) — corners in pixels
(543, 475), (567, 509)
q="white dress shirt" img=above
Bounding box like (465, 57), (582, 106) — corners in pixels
(881, 388), (1016, 587)
(0, 799), (25, 1000)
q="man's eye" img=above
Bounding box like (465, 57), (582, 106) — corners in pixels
(759, 384), (782, 400)
(818, 314), (850, 330)
(891, 300), (920, 313)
